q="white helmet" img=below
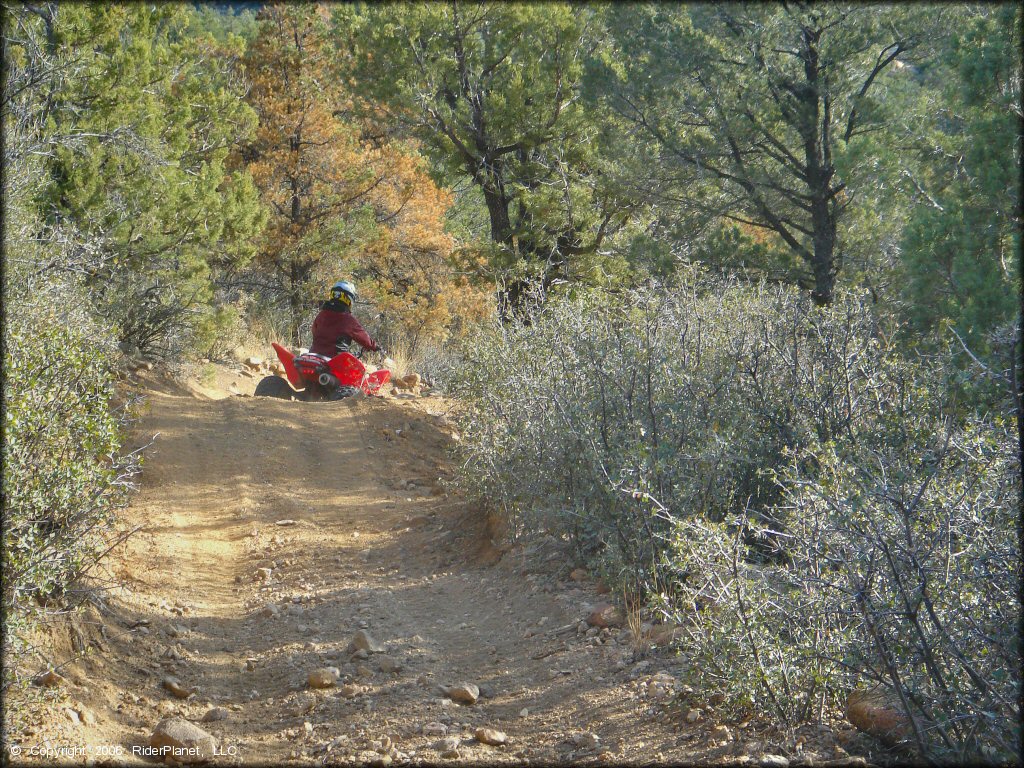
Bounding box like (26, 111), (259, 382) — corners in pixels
(330, 280), (357, 307)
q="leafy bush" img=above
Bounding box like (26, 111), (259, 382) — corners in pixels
(3, 13), (143, 690)
(443, 274), (892, 573)
(663, 408), (1019, 760)
(4, 3), (266, 362)
(778, 413), (1019, 759)
(441, 274), (1019, 761)
(2, 245), (140, 689)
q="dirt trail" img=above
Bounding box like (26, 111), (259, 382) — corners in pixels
(8, 368), (859, 766)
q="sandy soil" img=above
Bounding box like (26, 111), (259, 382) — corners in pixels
(4, 364), (874, 767)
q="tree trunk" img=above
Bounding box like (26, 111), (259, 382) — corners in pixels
(289, 261), (313, 345)
(482, 184), (530, 319)
(809, 197), (837, 306)
(482, 185), (513, 246)
(1014, 313), (1024, 462)
(799, 29), (836, 307)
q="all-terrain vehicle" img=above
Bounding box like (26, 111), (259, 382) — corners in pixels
(254, 343), (391, 401)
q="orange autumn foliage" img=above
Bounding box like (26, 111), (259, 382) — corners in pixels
(734, 220), (780, 248)
(241, 4), (491, 345)
(355, 146), (492, 348)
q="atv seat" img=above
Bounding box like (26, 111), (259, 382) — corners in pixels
(295, 352), (331, 365)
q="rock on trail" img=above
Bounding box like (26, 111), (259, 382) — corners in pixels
(475, 727), (507, 746)
(149, 718), (217, 764)
(307, 668), (340, 689)
(347, 629), (384, 654)
(442, 683), (480, 705)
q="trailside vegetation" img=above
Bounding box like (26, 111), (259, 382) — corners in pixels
(238, 3), (491, 347)
(440, 276), (1019, 761)
(335, 3), (648, 310)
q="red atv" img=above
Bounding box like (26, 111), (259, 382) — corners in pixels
(254, 343), (391, 401)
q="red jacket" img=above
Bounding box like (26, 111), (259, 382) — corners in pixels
(310, 306), (378, 356)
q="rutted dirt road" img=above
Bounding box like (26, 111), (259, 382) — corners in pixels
(7, 368), (864, 766)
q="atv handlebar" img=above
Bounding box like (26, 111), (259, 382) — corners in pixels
(347, 345), (387, 361)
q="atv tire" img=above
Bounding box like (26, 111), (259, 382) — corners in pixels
(254, 375), (299, 400)
(329, 385), (360, 401)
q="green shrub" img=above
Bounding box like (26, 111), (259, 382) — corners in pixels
(441, 273), (1020, 761)
(442, 275), (895, 576)
(2, 263), (140, 689)
(777, 413), (1020, 760)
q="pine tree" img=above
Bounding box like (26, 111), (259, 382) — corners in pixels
(901, 5), (1021, 358)
(601, 3), (947, 306)
(242, 4), (489, 344)
(11, 3), (266, 356)
(337, 2), (644, 311)
(899, 5), (1021, 428)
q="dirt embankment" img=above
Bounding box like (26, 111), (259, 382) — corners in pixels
(5, 365), (873, 767)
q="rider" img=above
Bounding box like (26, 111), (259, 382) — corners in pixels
(310, 280), (381, 358)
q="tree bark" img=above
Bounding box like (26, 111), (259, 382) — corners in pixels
(482, 185), (513, 246)
(481, 177), (538, 319)
(799, 26), (837, 307)
(289, 261), (314, 345)
(808, 195), (837, 306)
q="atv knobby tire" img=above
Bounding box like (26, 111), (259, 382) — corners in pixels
(254, 375), (299, 400)
(329, 385), (360, 401)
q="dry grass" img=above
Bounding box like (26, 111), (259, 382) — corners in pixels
(379, 338), (414, 380)
(623, 587), (648, 655)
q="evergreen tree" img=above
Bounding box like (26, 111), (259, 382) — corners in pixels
(601, 2), (947, 306)
(900, 5), (1021, 364)
(336, 2), (645, 310)
(242, 4), (486, 344)
(8, 3), (266, 356)
(187, 3), (259, 45)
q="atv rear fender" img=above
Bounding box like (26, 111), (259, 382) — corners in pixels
(271, 343), (302, 389)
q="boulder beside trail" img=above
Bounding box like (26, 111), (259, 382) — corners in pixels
(846, 687), (915, 747)
(149, 717), (217, 764)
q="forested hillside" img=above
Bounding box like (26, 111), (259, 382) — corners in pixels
(3, 3), (1020, 765)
